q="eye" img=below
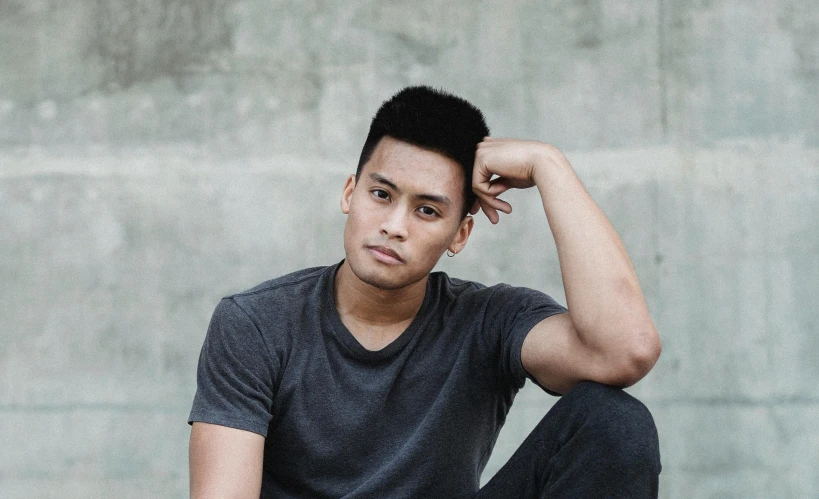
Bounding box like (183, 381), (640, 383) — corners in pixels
(372, 188), (390, 200)
(417, 206), (438, 217)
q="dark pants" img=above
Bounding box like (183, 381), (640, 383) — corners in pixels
(476, 381), (661, 498)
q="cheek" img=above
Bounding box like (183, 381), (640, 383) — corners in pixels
(346, 202), (370, 232)
(414, 226), (455, 256)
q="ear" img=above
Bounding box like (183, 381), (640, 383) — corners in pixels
(447, 215), (474, 255)
(340, 174), (356, 214)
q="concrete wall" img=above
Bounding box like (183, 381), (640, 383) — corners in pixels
(1, 1), (817, 497)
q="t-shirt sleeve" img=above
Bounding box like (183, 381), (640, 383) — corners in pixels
(484, 284), (567, 393)
(188, 297), (278, 437)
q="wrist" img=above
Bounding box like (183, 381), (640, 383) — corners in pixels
(531, 144), (565, 185)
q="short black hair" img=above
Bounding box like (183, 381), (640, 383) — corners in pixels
(356, 86), (490, 218)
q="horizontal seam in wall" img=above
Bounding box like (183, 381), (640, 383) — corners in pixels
(0, 403), (187, 412)
(644, 397), (819, 408)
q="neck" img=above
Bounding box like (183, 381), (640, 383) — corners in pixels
(334, 260), (428, 328)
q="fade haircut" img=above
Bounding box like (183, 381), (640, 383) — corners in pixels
(356, 86), (490, 218)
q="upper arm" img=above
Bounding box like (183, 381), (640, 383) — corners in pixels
(189, 298), (277, 436)
(189, 422), (265, 499)
(521, 312), (658, 395)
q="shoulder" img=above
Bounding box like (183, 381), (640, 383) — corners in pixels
(486, 282), (563, 306)
(229, 265), (330, 302)
(431, 273), (566, 331)
(231, 265), (329, 297)
(427, 271), (491, 306)
(429, 271), (484, 293)
(203, 265), (335, 360)
(429, 271), (558, 305)
(219, 265), (334, 321)
(428, 272), (554, 318)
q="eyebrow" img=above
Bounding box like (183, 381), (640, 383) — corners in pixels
(368, 172), (452, 206)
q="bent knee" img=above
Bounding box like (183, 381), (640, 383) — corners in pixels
(564, 381), (661, 470)
(566, 381), (654, 426)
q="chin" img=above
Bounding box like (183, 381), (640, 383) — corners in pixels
(353, 265), (414, 291)
(346, 255), (427, 291)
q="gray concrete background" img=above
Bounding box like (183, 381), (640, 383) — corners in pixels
(1, 1), (817, 497)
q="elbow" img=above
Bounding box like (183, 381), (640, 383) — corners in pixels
(610, 324), (662, 388)
(629, 324), (662, 385)
(633, 335), (661, 381)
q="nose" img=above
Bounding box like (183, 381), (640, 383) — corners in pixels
(380, 207), (409, 240)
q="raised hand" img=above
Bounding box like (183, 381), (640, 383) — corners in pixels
(471, 137), (557, 224)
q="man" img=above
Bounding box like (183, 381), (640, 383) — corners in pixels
(189, 86), (662, 498)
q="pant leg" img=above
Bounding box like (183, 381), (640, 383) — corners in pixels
(476, 381), (661, 499)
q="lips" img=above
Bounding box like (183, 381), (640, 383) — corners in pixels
(367, 245), (404, 263)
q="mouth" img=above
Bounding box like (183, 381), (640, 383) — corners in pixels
(367, 245), (404, 264)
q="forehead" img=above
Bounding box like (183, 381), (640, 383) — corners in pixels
(362, 137), (466, 199)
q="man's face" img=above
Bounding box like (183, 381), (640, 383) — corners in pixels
(340, 136), (474, 291)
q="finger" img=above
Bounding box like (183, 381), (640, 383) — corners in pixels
(472, 162), (494, 195)
(485, 182), (509, 196)
(483, 195), (512, 215)
(479, 197), (499, 225)
(476, 192), (512, 222)
(491, 176), (534, 190)
(497, 198), (513, 214)
(469, 199), (480, 215)
(478, 177), (531, 197)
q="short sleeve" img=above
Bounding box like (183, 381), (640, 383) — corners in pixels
(484, 285), (567, 392)
(188, 298), (278, 436)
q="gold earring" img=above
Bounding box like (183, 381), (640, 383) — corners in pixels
(446, 250), (456, 257)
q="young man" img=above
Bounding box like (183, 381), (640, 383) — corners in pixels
(189, 86), (662, 498)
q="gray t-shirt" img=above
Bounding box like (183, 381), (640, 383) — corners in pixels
(189, 262), (566, 498)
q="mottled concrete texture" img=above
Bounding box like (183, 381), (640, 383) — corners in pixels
(1, 1), (817, 497)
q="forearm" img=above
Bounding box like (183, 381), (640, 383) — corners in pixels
(532, 146), (659, 370)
